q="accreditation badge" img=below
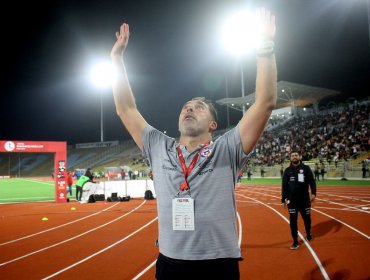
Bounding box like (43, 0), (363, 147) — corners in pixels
(172, 197), (195, 231)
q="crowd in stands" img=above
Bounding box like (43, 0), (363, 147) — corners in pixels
(64, 101), (369, 180)
(249, 102), (369, 168)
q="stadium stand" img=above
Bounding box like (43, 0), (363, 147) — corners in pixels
(1, 81), (368, 180)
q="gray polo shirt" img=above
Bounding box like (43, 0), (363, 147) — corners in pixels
(142, 124), (247, 260)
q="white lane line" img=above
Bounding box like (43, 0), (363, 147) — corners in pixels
(0, 201), (147, 267)
(342, 203), (370, 211)
(318, 192), (370, 203)
(16, 178), (54, 186)
(0, 199), (54, 203)
(131, 211), (243, 280)
(132, 260), (157, 280)
(314, 206), (368, 212)
(42, 216), (158, 280)
(242, 185), (370, 195)
(312, 208), (369, 240)
(315, 198), (370, 214)
(239, 188), (370, 239)
(239, 186), (370, 214)
(237, 193), (330, 280)
(0, 202), (121, 246)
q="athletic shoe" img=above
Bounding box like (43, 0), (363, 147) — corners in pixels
(290, 243), (299, 250)
(306, 235), (313, 242)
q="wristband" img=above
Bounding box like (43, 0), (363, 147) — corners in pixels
(257, 50), (274, 58)
(257, 40), (274, 56)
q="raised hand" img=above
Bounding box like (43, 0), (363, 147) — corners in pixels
(257, 8), (276, 41)
(111, 23), (130, 58)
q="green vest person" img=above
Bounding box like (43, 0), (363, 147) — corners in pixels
(76, 175), (90, 201)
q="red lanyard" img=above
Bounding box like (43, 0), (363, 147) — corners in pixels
(176, 145), (207, 191)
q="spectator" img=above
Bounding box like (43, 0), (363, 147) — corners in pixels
(121, 168), (126, 180)
(361, 160), (367, 178)
(314, 163), (320, 181)
(320, 161), (326, 180)
(85, 168), (93, 180)
(237, 170), (243, 183)
(66, 171), (73, 196)
(280, 164), (284, 178)
(260, 165), (265, 178)
(341, 158), (349, 181)
(247, 168), (253, 180)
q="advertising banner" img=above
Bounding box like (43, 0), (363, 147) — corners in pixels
(0, 140), (67, 203)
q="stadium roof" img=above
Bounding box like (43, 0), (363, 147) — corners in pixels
(216, 81), (340, 111)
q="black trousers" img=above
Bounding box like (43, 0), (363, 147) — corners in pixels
(155, 253), (240, 280)
(288, 203), (311, 243)
(76, 186), (83, 201)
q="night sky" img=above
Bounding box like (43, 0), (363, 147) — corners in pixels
(1, 0), (369, 145)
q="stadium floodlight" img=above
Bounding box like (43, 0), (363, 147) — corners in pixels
(221, 9), (263, 56)
(89, 61), (116, 142)
(221, 9), (263, 114)
(282, 88), (296, 116)
(90, 61), (116, 89)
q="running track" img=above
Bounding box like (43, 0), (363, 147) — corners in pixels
(0, 184), (369, 280)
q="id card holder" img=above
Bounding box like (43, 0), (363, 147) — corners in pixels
(172, 197), (195, 231)
(298, 173), (304, 182)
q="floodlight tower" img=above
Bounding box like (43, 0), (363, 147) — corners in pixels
(221, 9), (263, 114)
(90, 61), (116, 142)
(281, 88), (296, 116)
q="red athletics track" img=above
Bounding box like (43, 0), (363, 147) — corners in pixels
(0, 184), (369, 280)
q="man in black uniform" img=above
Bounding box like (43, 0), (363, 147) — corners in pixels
(282, 150), (316, 250)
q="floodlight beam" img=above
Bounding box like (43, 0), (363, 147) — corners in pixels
(221, 10), (263, 56)
(89, 61), (116, 142)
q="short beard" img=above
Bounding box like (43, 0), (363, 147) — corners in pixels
(179, 121), (203, 137)
(180, 126), (201, 137)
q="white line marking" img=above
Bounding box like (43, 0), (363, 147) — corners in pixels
(316, 198), (370, 214)
(132, 260), (157, 280)
(318, 192), (370, 203)
(15, 178), (54, 186)
(239, 188), (370, 239)
(0, 201), (147, 267)
(42, 216), (158, 280)
(0, 202), (121, 246)
(312, 208), (369, 240)
(237, 193), (330, 280)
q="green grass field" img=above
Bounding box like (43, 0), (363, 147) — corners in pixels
(0, 177), (369, 203)
(0, 178), (71, 203)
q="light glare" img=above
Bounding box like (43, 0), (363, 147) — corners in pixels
(221, 10), (263, 55)
(90, 62), (116, 89)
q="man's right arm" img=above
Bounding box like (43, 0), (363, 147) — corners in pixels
(281, 169), (288, 204)
(111, 23), (148, 151)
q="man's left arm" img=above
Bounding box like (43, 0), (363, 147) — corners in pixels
(307, 166), (317, 201)
(239, 8), (277, 154)
(281, 169), (289, 204)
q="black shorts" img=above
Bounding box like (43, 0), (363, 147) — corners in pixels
(155, 253), (240, 280)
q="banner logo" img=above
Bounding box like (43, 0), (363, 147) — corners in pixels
(4, 141), (15, 152)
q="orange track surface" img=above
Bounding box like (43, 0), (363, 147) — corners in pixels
(0, 184), (369, 280)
